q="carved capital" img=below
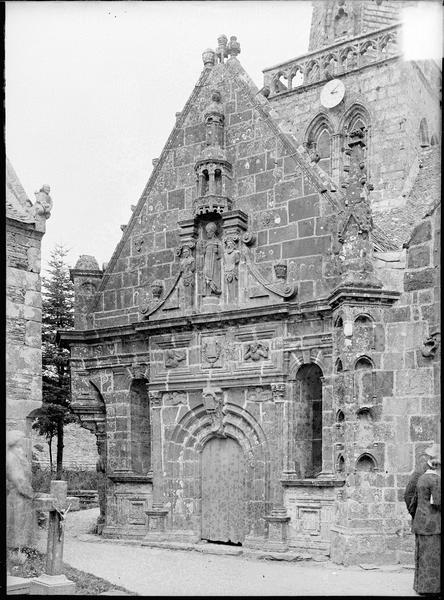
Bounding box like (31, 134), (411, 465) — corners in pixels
(271, 383), (286, 402)
(128, 363), (150, 380)
(149, 391), (162, 407)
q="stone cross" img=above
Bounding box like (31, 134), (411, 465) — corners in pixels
(31, 480), (75, 594)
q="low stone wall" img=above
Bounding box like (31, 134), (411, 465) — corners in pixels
(32, 422), (98, 470)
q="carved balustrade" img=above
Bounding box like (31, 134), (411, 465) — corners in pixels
(263, 24), (400, 97)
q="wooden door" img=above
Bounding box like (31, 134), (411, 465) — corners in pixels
(201, 437), (247, 544)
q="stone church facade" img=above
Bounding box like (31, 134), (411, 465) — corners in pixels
(60, 1), (440, 564)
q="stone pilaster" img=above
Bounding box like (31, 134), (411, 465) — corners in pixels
(144, 391), (168, 540)
(263, 383), (290, 551)
(95, 423), (107, 535)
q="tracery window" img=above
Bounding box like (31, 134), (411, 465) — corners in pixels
(305, 115), (333, 176)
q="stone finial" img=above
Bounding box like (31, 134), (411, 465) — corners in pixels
(34, 184), (53, 219)
(216, 34), (228, 63)
(227, 35), (241, 58)
(202, 48), (216, 68)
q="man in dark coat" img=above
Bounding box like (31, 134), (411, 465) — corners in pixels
(404, 451), (432, 519)
(406, 444), (441, 596)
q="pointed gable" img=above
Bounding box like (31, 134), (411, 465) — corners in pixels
(6, 157), (35, 224)
(90, 48), (395, 326)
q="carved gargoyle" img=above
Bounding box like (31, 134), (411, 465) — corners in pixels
(421, 331), (440, 358)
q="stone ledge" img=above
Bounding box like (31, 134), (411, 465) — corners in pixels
(7, 575), (34, 595)
(281, 478), (345, 487)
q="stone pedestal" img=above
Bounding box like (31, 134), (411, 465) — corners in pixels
(201, 296), (220, 312)
(143, 507), (169, 542)
(30, 573), (76, 595)
(263, 507), (290, 552)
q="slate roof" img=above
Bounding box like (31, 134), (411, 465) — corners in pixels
(6, 157), (35, 224)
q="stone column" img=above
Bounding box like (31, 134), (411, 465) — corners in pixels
(208, 166), (216, 195)
(263, 383), (290, 552)
(95, 423), (107, 534)
(144, 391), (168, 540)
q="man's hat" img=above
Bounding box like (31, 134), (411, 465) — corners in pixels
(424, 443), (441, 460)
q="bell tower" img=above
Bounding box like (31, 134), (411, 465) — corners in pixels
(308, 0), (417, 52)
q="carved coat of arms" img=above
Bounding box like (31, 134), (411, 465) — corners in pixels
(202, 337), (222, 367)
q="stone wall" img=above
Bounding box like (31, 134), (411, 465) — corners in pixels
(6, 219), (43, 442)
(32, 422), (98, 470)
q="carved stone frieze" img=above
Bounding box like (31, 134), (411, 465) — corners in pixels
(244, 341), (269, 362)
(271, 383), (286, 402)
(247, 387), (272, 403)
(164, 349), (186, 369)
(148, 391), (162, 407)
(163, 391), (187, 406)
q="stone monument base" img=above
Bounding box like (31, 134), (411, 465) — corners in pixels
(30, 573), (76, 595)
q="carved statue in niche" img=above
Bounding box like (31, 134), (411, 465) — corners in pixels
(333, 1), (353, 40)
(177, 242), (195, 306)
(244, 342), (269, 362)
(203, 221), (222, 296)
(224, 234), (240, 292)
(165, 348), (186, 369)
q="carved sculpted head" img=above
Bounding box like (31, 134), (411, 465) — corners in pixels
(150, 280), (163, 300)
(205, 221), (218, 238)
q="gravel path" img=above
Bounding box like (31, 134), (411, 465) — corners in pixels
(55, 509), (417, 597)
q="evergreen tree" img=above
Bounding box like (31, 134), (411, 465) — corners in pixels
(32, 244), (76, 478)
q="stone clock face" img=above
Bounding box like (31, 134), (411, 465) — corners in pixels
(320, 78), (345, 108)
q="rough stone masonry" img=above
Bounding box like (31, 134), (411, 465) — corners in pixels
(59, 1), (440, 565)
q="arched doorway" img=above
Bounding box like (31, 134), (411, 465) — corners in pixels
(201, 436), (247, 544)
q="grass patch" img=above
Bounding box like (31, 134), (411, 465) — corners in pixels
(32, 465), (99, 493)
(8, 547), (136, 595)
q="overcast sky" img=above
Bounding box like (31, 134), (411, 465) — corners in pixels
(5, 0), (313, 270)
(5, 1), (441, 271)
